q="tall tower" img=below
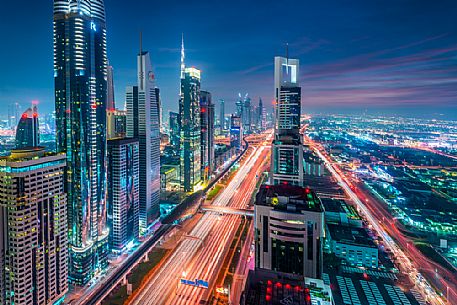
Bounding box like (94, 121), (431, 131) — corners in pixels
(15, 104), (40, 149)
(126, 40), (161, 234)
(179, 37), (202, 192)
(107, 64), (116, 110)
(0, 148), (68, 305)
(270, 56), (304, 186)
(219, 99), (225, 130)
(200, 91), (215, 182)
(53, 0), (109, 285)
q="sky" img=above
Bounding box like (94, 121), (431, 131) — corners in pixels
(0, 0), (456, 119)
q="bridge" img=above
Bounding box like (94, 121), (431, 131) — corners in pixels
(201, 205), (254, 217)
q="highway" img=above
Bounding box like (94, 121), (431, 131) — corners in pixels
(309, 139), (455, 305)
(129, 132), (272, 305)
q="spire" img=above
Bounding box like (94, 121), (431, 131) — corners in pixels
(180, 33), (185, 79)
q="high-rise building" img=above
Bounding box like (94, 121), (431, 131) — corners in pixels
(107, 109), (127, 139)
(258, 97), (266, 130)
(236, 94), (244, 118)
(180, 66), (202, 192)
(8, 102), (21, 130)
(219, 99), (225, 130)
(107, 138), (139, 252)
(107, 64), (116, 110)
(169, 111), (180, 149)
(178, 36), (202, 192)
(53, 0), (109, 284)
(254, 184), (324, 279)
(243, 96), (252, 134)
(0, 148), (68, 305)
(200, 91), (215, 182)
(230, 115), (243, 149)
(126, 48), (161, 234)
(270, 56), (304, 186)
(15, 105), (40, 149)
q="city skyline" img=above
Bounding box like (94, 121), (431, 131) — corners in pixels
(1, 0), (456, 119)
(1, 1), (457, 305)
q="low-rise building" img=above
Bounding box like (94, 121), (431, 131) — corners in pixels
(321, 198), (363, 228)
(326, 224), (378, 268)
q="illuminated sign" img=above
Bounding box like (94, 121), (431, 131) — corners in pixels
(91, 22), (97, 32)
(180, 278), (209, 289)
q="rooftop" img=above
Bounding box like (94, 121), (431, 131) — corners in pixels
(255, 184), (324, 213)
(327, 224), (377, 248)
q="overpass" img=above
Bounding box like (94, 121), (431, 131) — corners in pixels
(201, 205), (254, 217)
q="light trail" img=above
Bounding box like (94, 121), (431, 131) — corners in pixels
(129, 132), (271, 305)
(311, 143), (448, 305)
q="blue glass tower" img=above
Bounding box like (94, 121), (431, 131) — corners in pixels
(53, 0), (109, 285)
(15, 105), (40, 149)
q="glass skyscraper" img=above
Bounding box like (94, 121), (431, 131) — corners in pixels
(15, 104), (40, 149)
(53, 0), (109, 285)
(200, 90), (215, 182)
(270, 56), (304, 186)
(180, 67), (202, 192)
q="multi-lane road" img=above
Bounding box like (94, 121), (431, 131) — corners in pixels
(129, 133), (271, 305)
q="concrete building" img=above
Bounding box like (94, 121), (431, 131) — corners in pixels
(107, 109), (127, 140)
(271, 56), (304, 186)
(0, 148), (68, 305)
(321, 198), (363, 228)
(126, 48), (161, 234)
(255, 184), (324, 279)
(107, 138), (140, 253)
(326, 224), (379, 268)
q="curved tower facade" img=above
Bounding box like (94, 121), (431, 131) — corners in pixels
(53, 0), (109, 285)
(15, 105), (40, 149)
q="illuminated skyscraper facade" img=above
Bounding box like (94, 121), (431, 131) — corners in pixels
(0, 149), (68, 305)
(200, 90), (215, 181)
(180, 67), (202, 192)
(270, 56), (304, 186)
(126, 50), (161, 234)
(107, 64), (116, 110)
(107, 138), (139, 252)
(53, 0), (109, 285)
(15, 105), (40, 149)
(219, 99), (225, 130)
(169, 111), (180, 149)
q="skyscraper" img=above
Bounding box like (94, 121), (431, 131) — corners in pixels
(15, 104), (40, 149)
(219, 99), (225, 130)
(254, 184), (324, 279)
(243, 95), (252, 134)
(270, 56), (304, 186)
(179, 37), (202, 192)
(53, 0), (109, 284)
(230, 114), (243, 149)
(0, 148), (68, 305)
(107, 109), (127, 139)
(107, 138), (139, 252)
(200, 91), (215, 182)
(180, 67), (202, 192)
(258, 97), (266, 130)
(169, 111), (180, 149)
(107, 64), (116, 110)
(126, 47), (161, 234)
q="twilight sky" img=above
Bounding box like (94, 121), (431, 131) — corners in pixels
(0, 0), (456, 118)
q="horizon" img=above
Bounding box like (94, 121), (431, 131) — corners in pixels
(1, 0), (456, 117)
